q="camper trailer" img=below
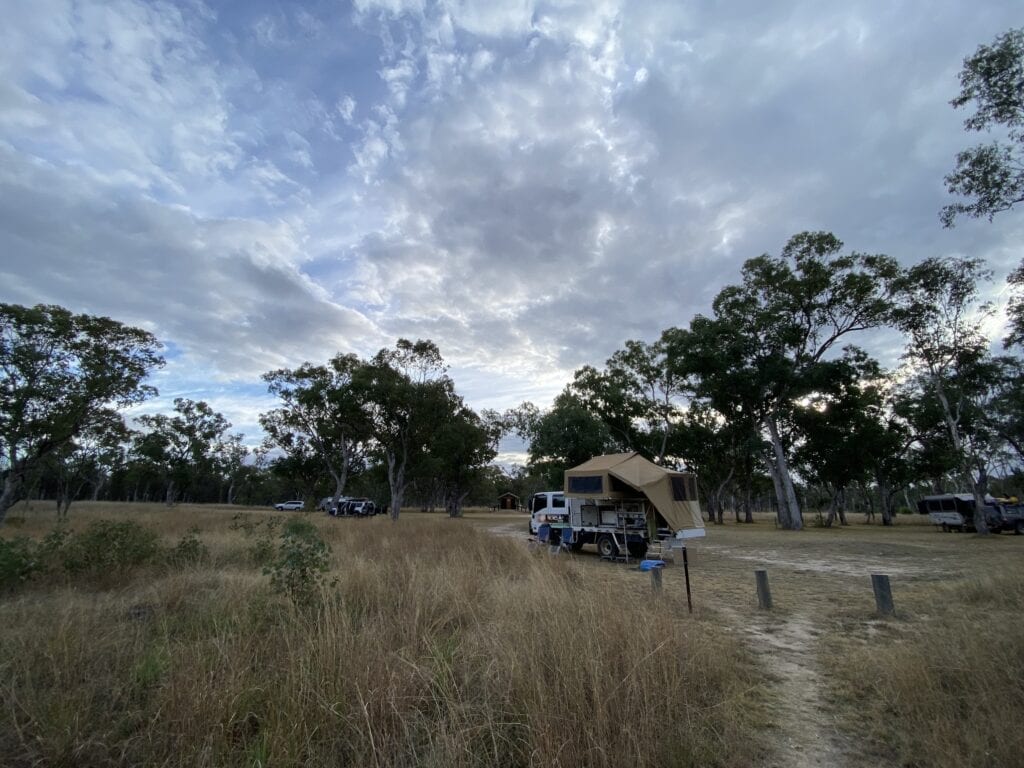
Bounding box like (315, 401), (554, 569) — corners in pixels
(530, 453), (705, 559)
(917, 494), (1024, 533)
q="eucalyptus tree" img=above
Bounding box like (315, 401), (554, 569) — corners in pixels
(790, 354), (911, 526)
(134, 398), (234, 505)
(47, 409), (131, 517)
(0, 303), (163, 522)
(354, 339), (451, 520)
(670, 401), (762, 524)
(214, 433), (249, 505)
(941, 27), (1024, 227)
(427, 402), (501, 518)
(680, 233), (899, 530)
(261, 353), (369, 510)
(893, 256), (1000, 532)
(572, 335), (689, 463)
(516, 390), (619, 488)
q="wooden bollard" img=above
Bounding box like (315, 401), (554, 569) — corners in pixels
(755, 569), (773, 610)
(871, 574), (895, 616)
(650, 568), (663, 594)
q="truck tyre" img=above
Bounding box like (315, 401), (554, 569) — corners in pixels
(1016, 520), (1024, 535)
(941, 523), (949, 532)
(597, 534), (619, 559)
(570, 539), (585, 552)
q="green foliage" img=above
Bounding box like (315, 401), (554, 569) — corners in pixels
(942, 27), (1024, 226)
(0, 303), (163, 520)
(522, 391), (618, 488)
(261, 353), (369, 506)
(167, 527), (209, 566)
(0, 537), (40, 590)
(61, 519), (160, 574)
(134, 398), (236, 505)
(264, 518), (332, 606)
(231, 514), (281, 566)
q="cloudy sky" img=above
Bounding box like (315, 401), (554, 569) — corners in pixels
(2, 0), (1022, 458)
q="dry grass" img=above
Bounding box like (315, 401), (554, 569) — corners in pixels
(820, 573), (1024, 768)
(0, 502), (764, 768)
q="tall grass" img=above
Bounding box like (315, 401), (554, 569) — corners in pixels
(823, 574), (1024, 768)
(0, 508), (763, 767)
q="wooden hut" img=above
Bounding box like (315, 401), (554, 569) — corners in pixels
(497, 492), (520, 511)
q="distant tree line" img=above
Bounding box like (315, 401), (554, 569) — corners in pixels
(0, 316), (503, 522)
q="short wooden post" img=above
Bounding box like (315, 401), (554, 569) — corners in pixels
(755, 569), (773, 610)
(650, 568), (663, 594)
(871, 574), (895, 616)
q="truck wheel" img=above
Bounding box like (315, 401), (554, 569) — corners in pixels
(570, 539), (585, 552)
(597, 534), (619, 559)
(941, 523), (949, 532)
(1016, 521), (1024, 535)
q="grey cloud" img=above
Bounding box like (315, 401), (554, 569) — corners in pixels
(0, 151), (380, 380)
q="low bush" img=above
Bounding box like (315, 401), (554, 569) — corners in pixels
(61, 519), (160, 574)
(166, 527), (209, 567)
(265, 517), (332, 606)
(0, 536), (40, 591)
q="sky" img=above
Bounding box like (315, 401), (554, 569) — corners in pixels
(1, 0), (1022, 464)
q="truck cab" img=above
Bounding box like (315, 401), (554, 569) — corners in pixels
(528, 491), (569, 534)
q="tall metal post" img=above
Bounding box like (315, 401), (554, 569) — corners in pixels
(682, 545), (693, 614)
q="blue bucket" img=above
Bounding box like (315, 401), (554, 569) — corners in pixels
(638, 559), (666, 571)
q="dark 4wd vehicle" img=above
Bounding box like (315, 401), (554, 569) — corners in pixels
(991, 504), (1024, 534)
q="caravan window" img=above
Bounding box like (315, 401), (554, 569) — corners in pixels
(671, 475), (698, 501)
(568, 475), (603, 493)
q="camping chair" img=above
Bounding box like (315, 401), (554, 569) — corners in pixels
(528, 523), (551, 553)
(554, 526), (576, 556)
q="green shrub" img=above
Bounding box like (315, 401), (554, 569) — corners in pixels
(0, 537), (40, 590)
(167, 527), (208, 567)
(61, 519), (160, 574)
(265, 518), (332, 606)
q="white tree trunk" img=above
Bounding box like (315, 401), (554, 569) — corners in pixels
(765, 415), (802, 530)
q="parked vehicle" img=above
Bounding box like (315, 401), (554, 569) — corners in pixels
(325, 497), (351, 516)
(351, 500), (377, 517)
(916, 494), (1024, 533)
(331, 497), (376, 517)
(529, 453), (705, 560)
(274, 500), (304, 511)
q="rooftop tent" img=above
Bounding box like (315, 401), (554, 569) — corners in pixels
(563, 452), (704, 532)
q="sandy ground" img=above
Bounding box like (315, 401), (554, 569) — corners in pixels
(474, 512), (1023, 768)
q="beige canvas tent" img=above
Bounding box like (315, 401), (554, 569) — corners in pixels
(563, 452), (704, 532)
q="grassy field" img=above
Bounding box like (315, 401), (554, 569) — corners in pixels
(1, 502), (1022, 768)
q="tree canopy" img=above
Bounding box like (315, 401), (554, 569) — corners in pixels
(0, 303), (163, 521)
(941, 27), (1024, 226)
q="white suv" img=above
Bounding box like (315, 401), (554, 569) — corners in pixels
(274, 500), (304, 511)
